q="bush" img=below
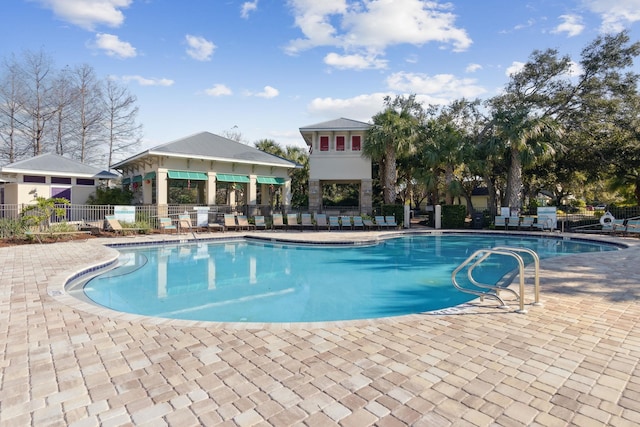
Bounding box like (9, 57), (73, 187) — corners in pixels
(441, 205), (467, 229)
(0, 218), (28, 239)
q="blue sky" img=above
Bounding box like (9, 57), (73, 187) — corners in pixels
(3, 0), (640, 154)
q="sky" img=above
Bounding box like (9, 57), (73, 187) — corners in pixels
(2, 0), (640, 156)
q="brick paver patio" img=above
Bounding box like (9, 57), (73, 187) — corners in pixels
(0, 230), (639, 426)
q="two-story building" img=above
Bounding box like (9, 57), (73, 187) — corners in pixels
(299, 118), (372, 214)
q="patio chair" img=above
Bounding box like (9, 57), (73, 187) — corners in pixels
(104, 215), (143, 235)
(624, 219), (640, 236)
(374, 216), (389, 229)
(385, 215), (398, 228)
(254, 215), (267, 230)
(237, 215), (256, 231)
(352, 216), (365, 230)
(362, 217), (375, 230)
(519, 216), (534, 230)
(506, 216), (520, 229)
(328, 216), (341, 230)
(300, 213), (315, 230)
(494, 216), (507, 230)
(315, 214), (329, 231)
(533, 216), (553, 231)
(178, 214), (194, 233)
(340, 215), (352, 230)
(286, 213), (302, 231)
(224, 214), (240, 231)
(159, 217), (177, 234)
(271, 213), (286, 230)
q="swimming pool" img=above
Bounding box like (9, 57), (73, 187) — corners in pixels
(76, 234), (618, 323)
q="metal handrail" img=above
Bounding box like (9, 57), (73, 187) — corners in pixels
(451, 246), (541, 314)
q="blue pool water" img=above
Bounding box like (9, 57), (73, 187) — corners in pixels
(80, 235), (617, 323)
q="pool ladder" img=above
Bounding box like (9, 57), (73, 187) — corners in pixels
(451, 246), (542, 314)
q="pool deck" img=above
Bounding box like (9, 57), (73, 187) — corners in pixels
(1, 229), (639, 426)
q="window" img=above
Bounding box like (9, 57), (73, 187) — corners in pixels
(51, 177), (71, 184)
(76, 178), (95, 186)
(320, 136), (329, 151)
(23, 175), (45, 183)
(352, 135), (361, 151)
(336, 136), (345, 151)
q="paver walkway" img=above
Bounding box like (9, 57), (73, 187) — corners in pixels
(0, 230), (639, 426)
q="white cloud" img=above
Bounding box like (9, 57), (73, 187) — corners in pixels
(185, 35), (216, 61)
(241, 0), (259, 19)
(205, 84), (233, 96)
(307, 93), (387, 122)
(465, 63), (482, 73)
(93, 33), (136, 58)
(34, 0), (132, 30)
(120, 75), (174, 86)
(552, 14), (584, 37)
(253, 86), (279, 98)
(285, 0), (471, 63)
(583, 0), (640, 32)
(386, 72), (487, 100)
(505, 61), (526, 77)
(324, 52), (387, 70)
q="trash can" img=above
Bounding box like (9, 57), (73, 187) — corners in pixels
(472, 212), (484, 229)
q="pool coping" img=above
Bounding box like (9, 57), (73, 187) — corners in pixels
(47, 228), (637, 330)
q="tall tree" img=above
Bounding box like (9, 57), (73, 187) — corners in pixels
(104, 78), (142, 167)
(364, 94), (423, 204)
(70, 64), (104, 163)
(19, 49), (58, 156)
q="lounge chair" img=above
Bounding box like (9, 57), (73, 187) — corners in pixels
(105, 215), (143, 235)
(624, 219), (640, 236)
(374, 216), (388, 229)
(352, 216), (365, 230)
(506, 216), (520, 229)
(533, 216), (552, 231)
(519, 216), (534, 230)
(328, 216), (341, 230)
(362, 217), (375, 230)
(254, 215), (267, 230)
(224, 214), (240, 231)
(178, 214), (194, 233)
(315, 214), (329, 231)
(271, 213), (286, 230)
(385, 215), (398, 228)
(159, 217), (177, 234)
(286, 213), (302, 231)
(340, 215), (352, 230)
(300, 213), (315, 230)
(494, 216), (507, 230)
(237, 215), (255, 231)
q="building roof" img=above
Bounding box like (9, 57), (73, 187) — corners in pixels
(111, 131), (298, 170)
(299, 117), (371, 132)
(298, 118), (371, 146)
(0, 154), (118, 179)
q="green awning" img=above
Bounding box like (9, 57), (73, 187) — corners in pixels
(143, 171), (156, 180)
(167, 170), (208, 180)
(256, 176), (286, 185)
(216, 173), (250, 183)
(132, 175), (143, 183)
(122, 177), (131, 185)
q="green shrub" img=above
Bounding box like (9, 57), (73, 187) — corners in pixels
(0, 218), (28, 239)
(441, 205), (467, 229)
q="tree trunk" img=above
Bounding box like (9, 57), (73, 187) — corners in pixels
(506, 148), (523, 210)
(444, 165), (454, 205)
(384, 143), (397, 204)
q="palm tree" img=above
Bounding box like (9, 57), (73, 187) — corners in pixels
(363, 94), (423, 204)
(488, 103), (563, 209)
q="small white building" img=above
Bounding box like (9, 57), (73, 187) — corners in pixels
(110, 131), (298, 211)
(299, 118), (372, 213)
(0, 153), (117, 206)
